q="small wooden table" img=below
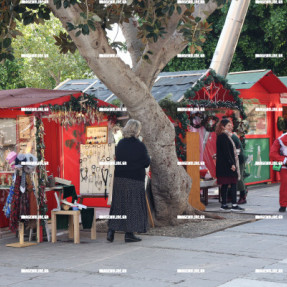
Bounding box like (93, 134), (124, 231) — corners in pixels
(51, 208), (97, 244)
(51, 210), (81, 244)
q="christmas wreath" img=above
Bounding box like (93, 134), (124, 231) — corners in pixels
(277, 117), (286, 131)
(204, 115), (219, 132)
(189, 112), (205, 129)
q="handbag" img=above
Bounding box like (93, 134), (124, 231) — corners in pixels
(273, 164), (282, 172)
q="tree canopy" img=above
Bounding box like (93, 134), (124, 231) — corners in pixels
(11, 15), (94, 89)
(164, 2), (287, 76)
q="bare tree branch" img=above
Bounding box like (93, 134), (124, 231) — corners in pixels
(120, 17), (144, 69)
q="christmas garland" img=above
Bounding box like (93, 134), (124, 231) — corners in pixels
(35, 113), (48, 234)
(41, 93), (121, 127)
(159, 69), (248, 160)
(184, 69), (247, 119)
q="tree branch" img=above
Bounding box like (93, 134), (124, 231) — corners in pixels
(47, 0), (149, 109)
(119, 17), (144, 69)
(134, 6), (187, 89)
(134, 1), (221, 89)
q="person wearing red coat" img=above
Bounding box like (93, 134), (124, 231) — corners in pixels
(270, 133), (287, 212)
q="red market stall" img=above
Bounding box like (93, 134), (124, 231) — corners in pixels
(0, 88), (118, 229)
(227, 70), (287, 184)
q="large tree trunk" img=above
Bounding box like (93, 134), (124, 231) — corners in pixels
(48, 0), (222, 226)
(128, 93), (192, 226)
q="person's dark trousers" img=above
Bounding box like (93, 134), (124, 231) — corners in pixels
(237, 162), (246, 194)
(221, 183), (237, 205)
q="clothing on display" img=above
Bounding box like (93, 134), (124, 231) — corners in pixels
(3, 153), (39, 233)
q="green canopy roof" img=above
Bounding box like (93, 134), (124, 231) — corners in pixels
(226, 70), (270, 89)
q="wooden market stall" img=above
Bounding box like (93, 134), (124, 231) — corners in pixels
(0, 88), (118, 235)
(227, 70), (287, 184)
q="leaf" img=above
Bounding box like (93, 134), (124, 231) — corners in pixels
(61, 47), (68, 54)
(92, 15), (102, 22)
(3, 38), (11, 48)
(168, 5), (175, 17)
(145, 25), (154, 32)
(82, 24), (89, 35)
(162, 6), (169, 14)
(176, 6), (182, 15)
(195, 17), (201, 23)
(197, 45), (203, 52)
(63, 0), (70, 8)
(153, 34), (158, 42)
(23, 16), (34, 26)
(6, 54), (15, 61)
(87, 20), (96, 31)
(190, 45), (195, 54)
(75, 30), (81, 37)
(66, 22), (75, 31)
(54, 0), (61, 9)
(80, 12), (87, 19)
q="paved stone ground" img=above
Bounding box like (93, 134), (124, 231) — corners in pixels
(205, 183), (282, 215)
(0, 183), (286, 287)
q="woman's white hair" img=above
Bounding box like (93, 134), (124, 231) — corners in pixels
(122, 119), (142, 138)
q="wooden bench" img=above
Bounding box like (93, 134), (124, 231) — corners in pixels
(200, 184), (221, 206)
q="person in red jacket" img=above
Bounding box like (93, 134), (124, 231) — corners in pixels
(270, 133), (287, 212)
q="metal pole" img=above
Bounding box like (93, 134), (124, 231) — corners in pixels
(210, 0), (251, 77)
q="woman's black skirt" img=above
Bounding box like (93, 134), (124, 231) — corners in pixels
(108, 177), (148, 233)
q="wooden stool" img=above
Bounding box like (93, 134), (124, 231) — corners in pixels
(51, 209), (97, 244)
(51, 210), (80, 244)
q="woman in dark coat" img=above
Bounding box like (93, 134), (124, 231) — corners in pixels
(107, 119), (150, 243)
(216, 119), (244, 212)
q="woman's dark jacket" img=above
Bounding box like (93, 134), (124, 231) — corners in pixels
(114, 137), (150, 182)
(231, 134), (246, 165)
(216, 133), (238, 179)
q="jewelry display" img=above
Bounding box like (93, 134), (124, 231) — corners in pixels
(80, 167), (88, 182)
(80, 144), (115, 196)
(86, 126), (108, 144)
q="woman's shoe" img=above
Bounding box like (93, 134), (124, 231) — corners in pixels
(279, 206), (286, 212)
(237, 197), (247, 204)
(107, 229), (115, 242)
(125, 232), (142, 243)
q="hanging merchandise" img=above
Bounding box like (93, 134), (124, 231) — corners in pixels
(86, 126), (108, 144)
(80, 144), (115, 198)
(3, 152), (39, 233)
